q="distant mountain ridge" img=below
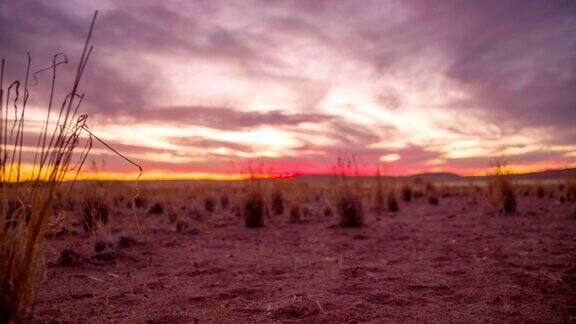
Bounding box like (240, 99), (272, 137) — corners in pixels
(297, 168), (576, 183)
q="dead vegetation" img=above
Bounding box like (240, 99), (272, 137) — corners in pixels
(487, 162), (517, 213)
(373, 170), (385, 215)
(243, 190), (265, 228)
(289, 205), (302, 223)
(387, 188), (399, 212)
(401, 185), (412, 202)
(333, 157), (364, 227)
(0, 13), (101, 321)
(2, 5), (574, 323)
(0, 12), (141, 322)
(81, 194), (110, 232)
(271, 187), (284, 215)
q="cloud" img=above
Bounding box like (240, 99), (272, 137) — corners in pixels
(1, 0), (575, 176)
(98, 106), (334, 130)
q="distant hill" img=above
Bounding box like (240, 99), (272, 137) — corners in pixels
(502, 168), (576, 181)
(296, 168), (576, 184)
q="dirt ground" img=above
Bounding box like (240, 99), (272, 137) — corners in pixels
(33, 189), (576, 323)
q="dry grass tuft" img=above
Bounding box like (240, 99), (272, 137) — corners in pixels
(333, 157), (364, 227)
(220, 194), (229, 210)
(335, 190), (363, 227)
(428, 195), (439, 206)
(373, 171), (385, 215)
(289, 205), (302, 223)
(94, 239), (113, 253)
(57, 248), (83, 267)
(1, 12), (140, 322)
(565, 178), (576, 202)
(117, 235), (137, 249)
(487, 162), (517, 213)
(387, 189), (399, 212)
(323, 206), (332, 217)
(241, 161), (269, 228)
(204, 196), (216, 213)
(536, 185), (545, 199)
(148, 202), (164, 215)
(271, 188), (284, 215)
(176, 220), (189, 233)
(401, 185), (412, 202)
(133, 196), (147, 209)
(81, 194), (110, 232)
(243, 191), (265, 228)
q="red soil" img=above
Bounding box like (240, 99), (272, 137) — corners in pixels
(33, 195), (576, 322)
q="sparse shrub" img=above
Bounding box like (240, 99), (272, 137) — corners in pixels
(289, 205), (302, 223)
(243, 191), (265, 228)
(428, 196), (439, 206)
(387, 189), (399, 212)
(220, 194), (230, 210)
(401, 185), (412, 202)
(81, 195), (110, 232)
(323, 206), (332, 217)
(271, 189), (284, 215)
(413, 190), (424, 199)
(148, 202), (164, 214)
(204, 197), (216, 213)
(560, 196), (566, 204)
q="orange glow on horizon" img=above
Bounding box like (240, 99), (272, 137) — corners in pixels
(3, 161), (572, 183)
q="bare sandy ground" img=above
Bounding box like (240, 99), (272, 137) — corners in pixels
(33, 192), (576, 323)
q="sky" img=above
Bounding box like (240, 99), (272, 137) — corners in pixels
(1, 0), (575, 179)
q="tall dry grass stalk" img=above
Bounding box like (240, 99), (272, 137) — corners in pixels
(0, 11), (140, 322)
(373, 168), (385, 215)
(241, 161), (269, 228)
(487, 162), (517, 213)
(333, 157), (363, 227)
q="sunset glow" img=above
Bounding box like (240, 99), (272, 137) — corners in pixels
(1, 0), (575, 179)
